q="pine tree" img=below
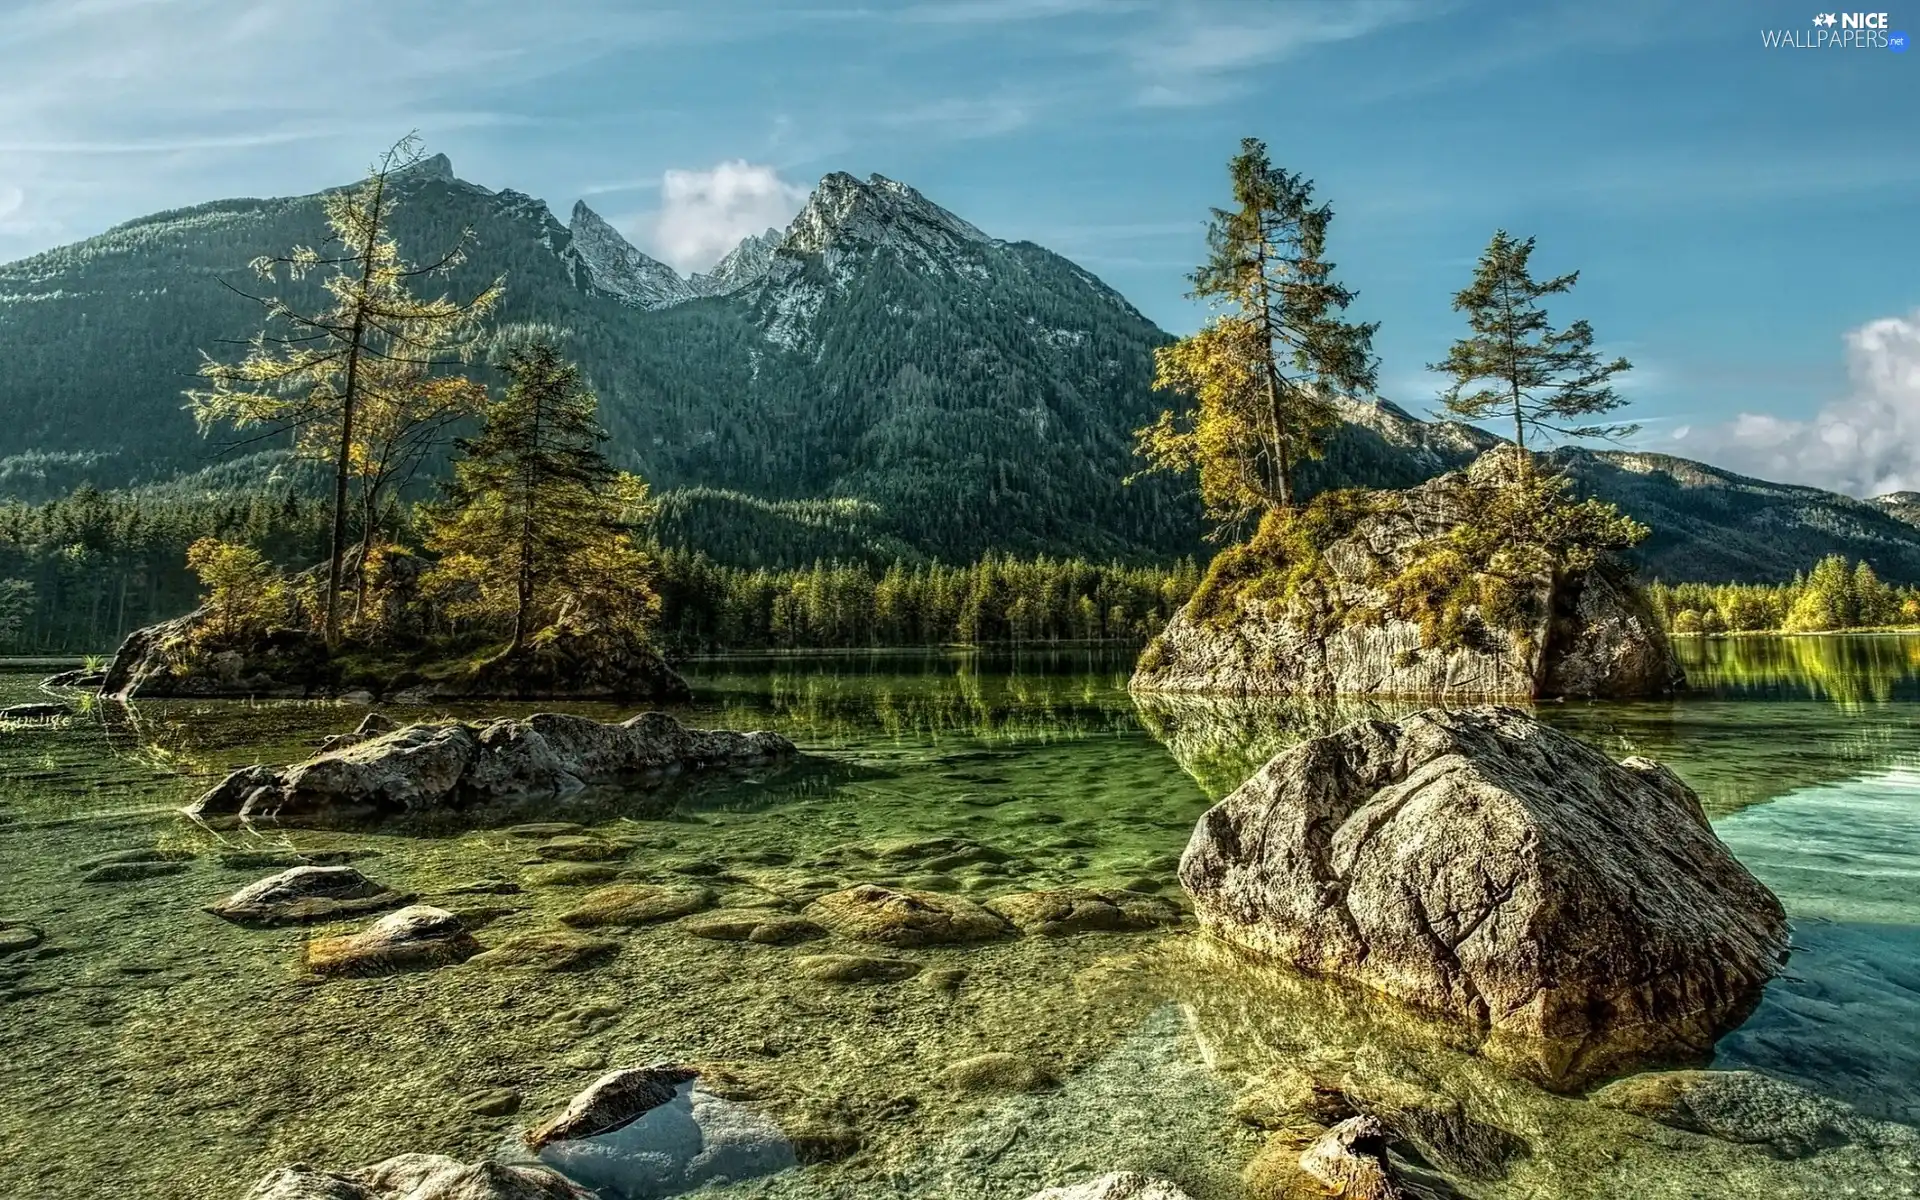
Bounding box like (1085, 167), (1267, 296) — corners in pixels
(1135, 138), (1378, 526)
(1431, 230), (1633, 456)
(422, 342), (658, 652)
(187, 135), (503, 644)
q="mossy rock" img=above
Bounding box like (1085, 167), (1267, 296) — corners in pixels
(804, 885), (1011, 948)
(559, 884), (717, 928)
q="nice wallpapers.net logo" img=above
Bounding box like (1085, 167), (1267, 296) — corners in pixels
(1761, 11), (1909, 48)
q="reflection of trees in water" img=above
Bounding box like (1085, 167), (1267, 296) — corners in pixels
(1677, 634), (1920, 706)
(1130, 692), (1424, 797)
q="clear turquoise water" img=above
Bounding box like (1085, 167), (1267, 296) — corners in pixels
(1, 638), (1916, 1198)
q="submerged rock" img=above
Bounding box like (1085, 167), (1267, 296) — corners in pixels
(0, 920), (44, 958)
(985, 888), (1182, 936)
(189, 711), (795, 824)
(1179, 706), (1788, 1085)
(680, 910), (825, 944)
(207, 866), (409, 926)
(941, 1051), (1057, 1095)
(242, 1153), (587, 1199)
(558, 884), (716, 929)
(468, 929), (621, 973)
(1588, 1070), (1895, 1159)
(0, 701), (70, 721)
(793, 953), (921, 984)
(304, 906), (481, 976)
(803, 884), (1011, 947)
(1298, 1117), (1408, 1200)
(1023, 1175), (1196, 1200)
(1130, 457), (1682, 700)
(525, 1065), (796, 1195)
(41, 667), (106, 690)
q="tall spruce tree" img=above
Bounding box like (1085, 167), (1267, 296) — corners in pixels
(422, 342), (658, 652)
(1430, 230), (1634, 457)
(1135, 138), (1378, 525)
(188, 134), (502, 644)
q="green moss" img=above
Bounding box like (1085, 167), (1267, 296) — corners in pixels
(1188, 491), (1380, 632)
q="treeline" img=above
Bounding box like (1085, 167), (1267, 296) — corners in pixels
(0, 485), (1199, 654)
(654, 552), (1200, 652)
(1648, 555), (1920, 634)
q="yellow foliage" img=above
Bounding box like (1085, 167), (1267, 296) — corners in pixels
(184, 538), (286, 642)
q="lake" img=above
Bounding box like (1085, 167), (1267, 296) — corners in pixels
(1, 637), (1917, 1199)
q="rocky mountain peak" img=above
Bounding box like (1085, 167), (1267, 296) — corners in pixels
(785, 172), (993, 260)
(689, 226), (781, 297)
(398, 152), (456, 183)
(563, 201), (693, 310)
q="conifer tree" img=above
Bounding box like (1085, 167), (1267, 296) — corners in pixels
(422, 342), (658, 652)
(1135, 138), (1378, 525)
(1430, 230), (1633, 457)
(188, 135), (503, 644)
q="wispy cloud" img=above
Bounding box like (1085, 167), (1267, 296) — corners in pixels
(1124, 0), (1435, 107)
(646, 160), (810, 273)
(1673, 311), (1920, 497)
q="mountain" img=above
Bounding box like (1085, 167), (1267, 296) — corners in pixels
(3, 158), (1919, 581)
(563, 202), (693, 309)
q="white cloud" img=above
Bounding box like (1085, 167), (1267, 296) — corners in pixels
(1126, 0), (1433, 107)
(647, 160), (809, 273)
(1674, 311), (1920, 497)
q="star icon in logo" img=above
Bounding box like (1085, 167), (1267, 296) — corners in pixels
(1813, 12), (1837, 25)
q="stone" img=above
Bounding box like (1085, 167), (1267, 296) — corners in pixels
(465, 1088), (522, 1118)
(1179, 706), (1788, 1084)
(0, 920), (44, 958)
(303, 906), (481, 976)
(940, 1051), (1056, 1094)
(533, 836), (624, 863)
(525, 1064), (701, 1149)
(0, 702), (69, 720)
(681, 910), (825, 944)
(80, 860), (191, 884)
(506, 822), (586, 839)
(216, 849), (360, 871)
(529, 1068), (796, 1196)
(1298, 1117), (1407, 1200)
(1589, 1069), (1876, 1159)
(315, 713), (402, 755)
(206, 866), (409, 926)
(1023, 1175), (1196, 1200)
(793, 954), (921, 983)
(559, 884), (716, 928)
(804, 885), (1011, 948)
(1130, 455), (1683, 701)
(1232, 1066), (1352, 1131)
(523, 863), (620, 888)
(188, 712), (796, 824)
(468, 930), (620, 972)
(985, 888), (1182, 936)
(40, 667), (106, 690)
(242, 1153), (587, 1199)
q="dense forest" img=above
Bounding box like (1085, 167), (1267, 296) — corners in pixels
(0, 485), (1197, 655)
(1647, 556), (1920, 634)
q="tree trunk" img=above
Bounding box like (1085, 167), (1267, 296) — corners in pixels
(324, 172), (388, 647)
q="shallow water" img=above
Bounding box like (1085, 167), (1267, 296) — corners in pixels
(0, 639), (1916, 1198)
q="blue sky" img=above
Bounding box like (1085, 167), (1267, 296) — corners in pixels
(0, 0), (1916, 493)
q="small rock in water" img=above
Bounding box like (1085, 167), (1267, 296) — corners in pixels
(215, 849), (360, 871)
(922, 967), (970, 996)
(680, 910), (826, 945)
(1589, 1069), (1873, 1159)
(468, 930), (621, 973)
(534, 836), (626, 863)
(804, 884), (1011, 947)
(1023, 1174), (1196, 1200)
(524, 863), (621, 888)
(0, 702), (69, 721)
(559, 884), (716, 928)
(0, 920), (45, 958)
(79, 860), (192, 884)
(242, 1153), (586, 1199)
(663, 857), (726, 877)
(941, 1051), (1056, 1095)
(793, 954), (921, 984)
(443, 878), (522, 896)
(206, 866), (408, 926)
(507, 822), (587, 839)
(464, 1087), (522, 1118)
(304, 906), (481, 977)
(79, 848), (196, 870)
(986, 888), (1182, 937)
(528, 1068), (796, 1197)
(1298, 1116), (1407, 1200)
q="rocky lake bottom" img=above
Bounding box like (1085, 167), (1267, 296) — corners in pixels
(2, 638), (1919, 1199)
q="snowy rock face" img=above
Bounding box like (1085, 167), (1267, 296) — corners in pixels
(564, 202), (694, 310)
(688, 227), (780, 296)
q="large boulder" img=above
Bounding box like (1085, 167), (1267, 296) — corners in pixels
(1131, 459), (1683, 700)
(189, 712), (795, 824)
(1179, 706), (1788, 1084)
